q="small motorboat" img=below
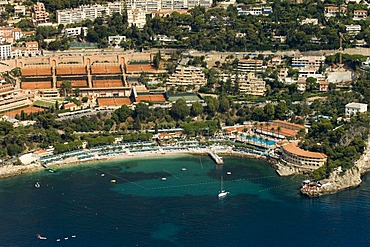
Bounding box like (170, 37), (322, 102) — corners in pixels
(46, 168), (57, 173)
(161, 177), (167, 181)
(36, 234), (47, 240)
(71, 235), (76, 238)
(34, 182), (41, 188)
(227, 171), (232, 175)
(101, 173), (105, 177)
(64, 237), (69, 240)
(111, 179), (116, 183)
(56, 239), (61, 242)
(181, 168), (187, 171)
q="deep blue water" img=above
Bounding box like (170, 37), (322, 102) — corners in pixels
(0, 155), (369, 246)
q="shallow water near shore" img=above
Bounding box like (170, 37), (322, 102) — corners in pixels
(0, 155), (369, 246)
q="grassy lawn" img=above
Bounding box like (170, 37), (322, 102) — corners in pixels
(33, 100), (54, 108)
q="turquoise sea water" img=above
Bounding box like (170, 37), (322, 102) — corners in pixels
(0, 155), (369, 246)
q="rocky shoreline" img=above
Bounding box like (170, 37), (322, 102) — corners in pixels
(300, 138), (370, 197)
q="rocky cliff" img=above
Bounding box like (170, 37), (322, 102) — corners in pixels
(301, 138), (370, 197)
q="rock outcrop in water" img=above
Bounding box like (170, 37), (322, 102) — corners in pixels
(301, 138), (370, 197)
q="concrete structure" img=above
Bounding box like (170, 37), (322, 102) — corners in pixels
(33, 2), (50, 25)
(0, 44), (11, 60)
(237, 6), (272, 15)
(319, 81), (330, 92)
(19, 153), (39, 165)
(345, 102), (368, 117)
(167, 68), (200, 87)
(238, 73), (266, 96)
(300, 18), (319, 25)
(282, 143), (327, 168)
(292, 55), (325, 69)
(56, 1), (125, 25)
(127, 8), (147, 28)
(353, 9), (367, 20)
(238, 59), (264, 74)
(108, 36), (126, 47)
(14, 5), (26, 17)
(126, 0), (213, 12)
(325, 5), (347, 18)
(346, 24), (361, 34)
(166, 66), (207, 90)
(17, 53), (162, 98)
(64, 27), (88, 37)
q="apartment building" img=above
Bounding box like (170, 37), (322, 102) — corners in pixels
(126, 0), (212, 12)
(0, 44), (11, 60)
(33, 2), (50, 25)
(238, 72), (266, 96)
(127, 8), (147, 28)
(166, 66), (207, 90)
(56, 2), (125, 25)
(291, 55), (325, 69)
(238, 59), (264, 74)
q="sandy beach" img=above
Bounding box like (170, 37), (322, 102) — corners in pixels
(0, 145), (266, 180)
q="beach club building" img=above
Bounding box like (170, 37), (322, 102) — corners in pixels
(281, 143), (327, 169)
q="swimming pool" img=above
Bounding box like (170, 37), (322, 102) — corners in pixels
(242, 136), (276, 146)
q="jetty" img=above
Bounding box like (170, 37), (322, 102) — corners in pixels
(207, 151), (224, 165)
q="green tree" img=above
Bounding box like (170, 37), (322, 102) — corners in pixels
(170, 98), (190, 120)
(60, 80), (72, 97)
(190, 101), (203, 116)
(134, 103), (150, 121)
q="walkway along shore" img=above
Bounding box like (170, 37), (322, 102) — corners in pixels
(0, 145), (266, 180)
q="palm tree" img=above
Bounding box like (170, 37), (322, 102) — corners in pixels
(277, 126), (281, 139)
(259, 123), (264, 135)
(271, 127), (275, 138)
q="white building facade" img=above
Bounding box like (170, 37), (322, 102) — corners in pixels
(56, 2), (125, 25)
(345, 102), (368, 117)
(0, 44), (11, 60)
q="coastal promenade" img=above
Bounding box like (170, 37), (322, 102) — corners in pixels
(0, 140), (267, 179)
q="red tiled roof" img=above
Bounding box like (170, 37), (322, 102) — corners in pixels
(282, 143), (327, 159)
(273, 120), (306, 130)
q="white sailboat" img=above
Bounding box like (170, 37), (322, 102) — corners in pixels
(218, 175), (229, 199)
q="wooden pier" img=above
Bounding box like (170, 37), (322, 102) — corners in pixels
(207, 151), (224, 165)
